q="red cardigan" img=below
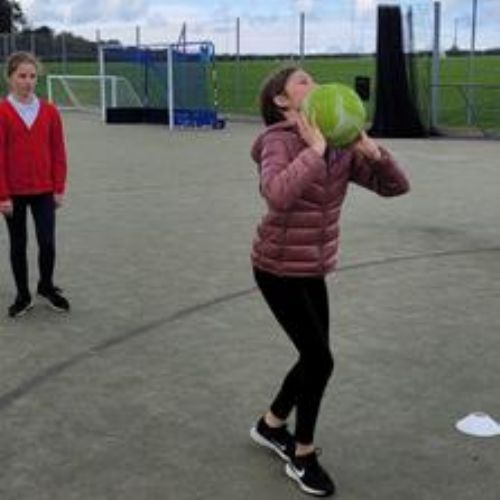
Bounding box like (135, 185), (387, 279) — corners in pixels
(0, 99), (67, 201)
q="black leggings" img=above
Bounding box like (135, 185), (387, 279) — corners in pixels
(4, 193), (56, 297)
(254, 267), (334, 445)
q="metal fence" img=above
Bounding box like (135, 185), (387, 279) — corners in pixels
(432, 83), (500, 137)
(0, 5), (499, 137)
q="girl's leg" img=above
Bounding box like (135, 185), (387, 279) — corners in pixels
(293, 276), (331, 448)
(30, 193), (69, 312)
(30, 193), (56, 290)
(254, 268), (333, 446)
(5, 197), (30, 298)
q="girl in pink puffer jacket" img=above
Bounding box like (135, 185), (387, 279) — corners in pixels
(249, 66), (410, 497)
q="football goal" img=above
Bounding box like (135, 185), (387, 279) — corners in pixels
(99, 41), (225, 129)
(46, 74), (142, 113)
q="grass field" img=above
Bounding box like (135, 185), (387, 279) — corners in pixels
(1, 54), (499, 130)
(214, 55), (500, 132)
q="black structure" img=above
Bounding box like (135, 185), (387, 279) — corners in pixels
(106, 107), (226, 128)
(107, 108), (170, 124)
(354, 76), (371, 102)
(369, 5), (427, 138)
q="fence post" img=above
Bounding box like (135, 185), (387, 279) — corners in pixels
(235, 17), (241, 112)
(431, 1), (441, 130)
(30, 30), (36, 54)
(466, 0), (478, 126)
(61, 32), (68, 74)
(299, 12), (305, 63)
(136, 26), (141, 47)
(1, 34), (8, 59)
(98, 44), (106, 122)
(167, 44), (174, 130)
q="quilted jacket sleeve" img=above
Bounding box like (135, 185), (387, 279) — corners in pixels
(349, 146), (410, 197)
(259, 135), (327, 210)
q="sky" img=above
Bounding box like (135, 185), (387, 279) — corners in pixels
(17, 0), (500, 54)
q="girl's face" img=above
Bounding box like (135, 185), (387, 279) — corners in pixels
(9, 62), (38, 101)
(278, 70), (315, 112)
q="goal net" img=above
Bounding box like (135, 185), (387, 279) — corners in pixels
(46, 74), (142, 113)
(100, 42), (224, 128)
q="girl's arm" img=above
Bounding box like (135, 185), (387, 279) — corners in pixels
(50, 107), (68, 196)
(259, 135), (326, 211)
(348, 133), (410, 197)
(259, 113), (327, 211)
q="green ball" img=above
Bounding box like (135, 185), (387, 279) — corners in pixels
(302, 83), (366, 148)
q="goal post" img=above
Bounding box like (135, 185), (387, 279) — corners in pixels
(46, 74), (142, 115)
(99, 41), (225, 129)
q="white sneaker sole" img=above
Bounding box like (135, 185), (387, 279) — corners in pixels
(249, 426), (290, 462)
(285, 463), (332, 497)
(9, 301), (34, 318)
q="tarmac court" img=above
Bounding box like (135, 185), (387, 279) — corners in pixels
(1, 114), (499, 499)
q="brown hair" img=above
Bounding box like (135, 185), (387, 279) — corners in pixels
(5, 51), (41, 79)
(259, 66), (299, 125)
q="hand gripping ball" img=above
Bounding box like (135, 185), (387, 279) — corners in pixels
(302, 83), (366, 148)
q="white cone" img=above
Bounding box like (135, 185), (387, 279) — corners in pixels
(455, 412), (500, 437)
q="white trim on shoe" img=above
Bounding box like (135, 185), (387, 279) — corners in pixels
(250, 426), (291, 462)
(285, 463), (331, 497)
(37, 293), (68, 312)
(9, 300), (34, 318)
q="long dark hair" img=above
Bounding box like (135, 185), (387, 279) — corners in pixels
(259, 66), (299, 126)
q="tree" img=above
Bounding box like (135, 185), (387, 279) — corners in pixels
(0, 0), (27, 33)
(33, 26), (54, 37)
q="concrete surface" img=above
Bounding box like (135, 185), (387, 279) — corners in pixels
(1, 114), (499, 500)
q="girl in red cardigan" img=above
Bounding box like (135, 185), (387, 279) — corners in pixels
(0, 52), (70, 318)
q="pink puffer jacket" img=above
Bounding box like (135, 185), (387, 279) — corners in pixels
(251, 120), (410, 277)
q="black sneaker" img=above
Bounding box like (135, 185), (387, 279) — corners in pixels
(250, 417), (295, 462)
(285, 450), (336, 497)
(37, 285), (70, 312)
(8, 295), (34, 318)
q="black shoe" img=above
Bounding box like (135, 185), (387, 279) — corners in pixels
(37, 285), (70, 312)
(250, 417), (295, 462)
(8, 295), (34, 318)
(285, 450), (336, 497)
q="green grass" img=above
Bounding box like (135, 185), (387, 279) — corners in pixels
(433, 56), (500, 130)
(215, 55), (500, 131)
(215, 57), (377, 115)
(1, 55), (499, 130)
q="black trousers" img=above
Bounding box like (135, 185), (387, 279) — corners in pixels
(4, 193), (56, 298)
(254, 267), (334, 445)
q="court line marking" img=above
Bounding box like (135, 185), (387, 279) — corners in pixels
(1, 245), (499, 412)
